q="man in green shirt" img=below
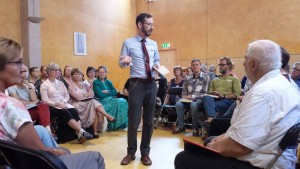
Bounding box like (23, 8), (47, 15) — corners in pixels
(203, 57), (241, 123)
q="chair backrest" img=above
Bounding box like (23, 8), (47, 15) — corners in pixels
(265, 122), (300, 169)
(0, 139), (68, 169)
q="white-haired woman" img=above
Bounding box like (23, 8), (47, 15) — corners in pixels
(40, 62), (93, 143)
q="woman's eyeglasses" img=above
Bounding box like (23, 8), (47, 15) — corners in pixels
(7, 59), (24, 68)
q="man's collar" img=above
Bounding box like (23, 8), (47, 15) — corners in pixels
(193, 72), (203, 78)
(135, 35), (148, 42)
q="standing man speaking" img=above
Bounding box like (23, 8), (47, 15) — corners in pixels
(119, 13), (160, 166)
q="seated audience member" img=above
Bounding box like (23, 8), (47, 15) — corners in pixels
(56, 68), (63, 80)
(0, 37), (105, 169)
(187, 67), (193, 77)
(69, 68), (116, 138)
(291, 62), (300, 88)
(202, 57), (241, 122)
(40, 62), (93, 143)
(7, 65), (52, 134)
(93, 66), (128, 131)
(165, 66), (184, 105)
(35, 65), (48, 99)
(28, 66), (39, 85)
(228, 62), (238, 78)
(173, 59), (210, 136)
(280, 47), (299, 91)
(60, 65), (73, 89)
(175, 40), (300, 169)
(201, 57), (241, 140)
(207, 65), (216, 80)
(83, 66), (97, 89)
(200, 64), (207, 73)
(181, 67), (188, 79)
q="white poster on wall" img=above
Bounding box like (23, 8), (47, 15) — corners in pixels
(74, 32), (87, 56)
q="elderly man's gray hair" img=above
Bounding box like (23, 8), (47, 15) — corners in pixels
(246, 40), (282, 72)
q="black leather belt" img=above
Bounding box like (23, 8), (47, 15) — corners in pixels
(130, 78), (154, 83)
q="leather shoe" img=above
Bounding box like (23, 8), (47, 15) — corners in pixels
(120, 154), (135, 165)
(141, 155), (152, 166)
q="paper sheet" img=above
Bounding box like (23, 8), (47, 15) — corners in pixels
(153, 65), (170, 75)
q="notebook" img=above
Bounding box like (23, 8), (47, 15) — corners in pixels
(203, 94), (219, 98)
(179, 98), (193, 103)
(168, 87), (183, 96)
(183, 138), (221, 155)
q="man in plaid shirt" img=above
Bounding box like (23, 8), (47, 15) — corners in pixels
(172, 59), (210, 136)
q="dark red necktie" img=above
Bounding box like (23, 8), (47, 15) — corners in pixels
(141, 39), (152, 79)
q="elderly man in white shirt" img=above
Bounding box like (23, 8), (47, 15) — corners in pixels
(174, 40), (300, 169)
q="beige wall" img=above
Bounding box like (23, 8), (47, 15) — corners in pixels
(40, 0), (137, 90)
(0, 0), (20, 42)
(136, 0), (300, 79)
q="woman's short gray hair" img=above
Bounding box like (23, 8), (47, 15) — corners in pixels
(246, 40), (281, 72)
(46, 62), (59, 74)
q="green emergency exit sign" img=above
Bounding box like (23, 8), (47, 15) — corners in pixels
(161, 42), (171, 48)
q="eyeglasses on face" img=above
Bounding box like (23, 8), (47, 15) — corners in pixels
(7, 59), (24, 66)
(218, 64), (228, 67)
(143, 22), (154, 27)
(292, 68), (300, 72)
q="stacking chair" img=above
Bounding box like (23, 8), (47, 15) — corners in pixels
(265, 122), (300, 169)
(154, 87), (183, 128)
(0, 139), (67, 169)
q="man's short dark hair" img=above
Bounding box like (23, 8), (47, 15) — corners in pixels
(136, 13), (152, 27)
(191, 58), (201, 65)
(280, 46), (290, 69)
(220, 57), (233, 70)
